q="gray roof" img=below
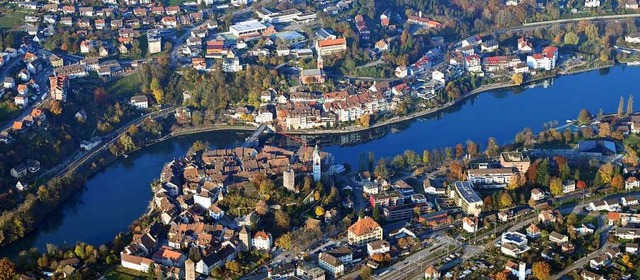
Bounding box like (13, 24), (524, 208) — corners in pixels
(453, 181), (481, 203)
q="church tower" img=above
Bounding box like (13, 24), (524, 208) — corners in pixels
(313, 144), (322, 182)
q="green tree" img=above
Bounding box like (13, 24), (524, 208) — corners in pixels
(619, 96), (625, 117)
(374, 158), (389, 178)
(118, 134), (136, 151)
(275, 210), (291, 230)
(564, 32), (579, 45)
(537, 159), (550, 187)
(499, 192), (513, 208)
(485, 137), (499, 157)
(360, 266), (373, 280)
(628, 95), (634, 115)
(567, 213), (578, 225)
(275, 233), (293, 250)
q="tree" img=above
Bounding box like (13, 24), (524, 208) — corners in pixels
(507, 173), (525, 190)
(151, 78), (164, 104)
(564, 32), (579, 45)
(577, 109), (592, 125)
(455, 143), (464, 159)
(372, 205), (381, 221)
(118, 134), (136, 151)
(449, 161), (465, 180)
(50, 100), (63, 115)
(225, 260), (242, 274)
(360, 266), (373, 280)
(612, 174), (624, 189)
(315, 206), (325, 217)
(577, 180), (588, 190)
(567, 213), (578, 225)
(359, 113), (371, 127)
(619, 96), (625, 117)
(512, 73), (524, 85)
(374, 158), (389, 179)
(532, 261), (551, 280)
(597, 163), (615, 184)
(499, 192), (513, 208)
(598, 122), (611, 138)
(255, 200), (268, 215)
(275, 210), (291, 230)
(0, 258), (16, 280)
(422, 150), (431, 166)
(485, 137), (499, 157)
(275, 232), (293, 250)
(550, 177), (563, 197)
(628, 95), (635, 115)
(537, 159), (550, 187)
(494, 272), (509, 280)
(466, 140), (478, 157)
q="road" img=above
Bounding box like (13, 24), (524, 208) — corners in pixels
(38, 106), (177, 180)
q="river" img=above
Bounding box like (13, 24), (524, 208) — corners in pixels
(0, 65), (636, 257)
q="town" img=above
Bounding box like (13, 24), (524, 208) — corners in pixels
(3, 0), (640, 279)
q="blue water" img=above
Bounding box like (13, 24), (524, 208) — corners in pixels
(1, 65), (636, 256)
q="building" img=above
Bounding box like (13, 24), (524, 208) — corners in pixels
(424, 266), (441, 279)
(148, 37), (162, 54)
(450, 181), (483, 216)
(366, 240), (390, 256)
(467, 168), (515, 186)
(130, 95), (149, 109)
(527, 46), (558, 70)
(229, 20), (272, 38)
(585, 0), (601, 8)
(527, 223), (541, 238)
(500, 152), (531, 173)
(625, 33), (640, 43)
(315, 38), (347, 56)
(318, 253), (343, 277)
(49, 54), (63, 67)
(283, 167), (295, 192)
(49, 75), (69, 101)
(462, 217), (478, 233)
(625, 0), (639, 9)
(563, 180), (576, 193)
(347, 216), (383, 246)
(239, 226), (251, 251)
(121, 254), (154, 273)
(252, 230), (272, 250)
(501, 232), (530, 257)
(549, 231), (569, 244)
(185, 259), (195, 280)
(313, 144), (322, 181)
(626, 177), (639, 190)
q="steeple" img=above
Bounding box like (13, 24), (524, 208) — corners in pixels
(317, 54), (323, 70)
(313, 144), (321, 182)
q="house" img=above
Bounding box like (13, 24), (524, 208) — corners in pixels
(450, 181), (483, 216)
(49, 54), (63, 68)
(467, 168), (515, 186)
(527, 223), (541, 238)
(209, 204), (224, 219)
(563, 180), (576, 193)
(626, 177), (639, 189)
(622, 195), (639, 206)
(79, 7), (94, 17)
(531, 188), (545, 201)
(424, 266), (441, 279)
(375, 40), (389, 52)
(130, 95), (149, 109)
(11, 164), (28, 178)
(252, 230), (272, 250)
(518, 37), (534, 53)
(585, 0), (601, 8)
(625, 243), (638, 254)
(318, 252), (344, 277)
(571, 224), (595, 235)
(615, 227), (640, 239)
(549, 231), (569, 244)
(152, 246), (185, 267)
(268, 262), (296, 278)
(465, 54), (482, 72)
(589, 254), (609, 269)
(121, 254), (154, 273)
(625, 0), (639, 9)
(581, 270), (606, 280)
(625, 33), (640, 43)
(538, 210), (559, 224)
(3, 77), (14, 89)
(14, 94), (28, 107)
(80, 137), (102, 150)
(462, 217), (478, 233)
(501, 232), (530, 257)
(505, 261), (529, 280)
(481, 40), (499, 52)
(367, 240), (390, 256)
(347, 216), (383, 246)
(16, 181), (28, 191)
(395, 66), (408, 78)
(195, 245), (236, 274)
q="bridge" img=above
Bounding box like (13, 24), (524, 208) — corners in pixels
(242, 124), (274, 148)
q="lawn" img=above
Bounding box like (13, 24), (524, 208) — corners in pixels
(0, 101), (22, 124)
(105, 266), (147, 280)
(107, 71), (143, 98)
(0, 12), (24, 30)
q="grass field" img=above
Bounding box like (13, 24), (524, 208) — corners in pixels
(107, 71), (143, 97)
(0, 12), (24, 30)
(104, 266), (147, 280)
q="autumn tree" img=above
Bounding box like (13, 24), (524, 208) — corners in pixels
(554, 156), (570, 180)
(611, 174), (624, 189)
(449, 161), (465, 180)
(361, 266), (373, 280)
(512, 73), (524, 85)
(315, 206), (325, 217)
(0, 258), (16, 280)
(628, 95), (635, 115)
(507, 173), (526, 190)
(50, 100), (63, 115)
(151, 78), (164, 104)
(598, 122), (611, 138)
(359, 113), (371, 128)
(499, 192), (513, 208)
(255, 200), (268, 215)
(275, 210), (291, 230)
(466, 140), (479, 157)
(597, 163), (615, 185)
(494, 272), (509, 280)
(577, 180), (588, 190)
(276, 232), (293, 250)
(578, 109), (592, 125)
(564, 32), (579, 45)
(225, 260), (242, 274)
(550, 177), (563, 197)
(485, 137), (499, 157)
(532, 261), (551, 280)
(567, 213), (578, 225)
(422, 150), (431, 166)
(374, 158), (389, 179)
(455, 143), (464, 159)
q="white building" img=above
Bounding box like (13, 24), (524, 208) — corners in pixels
(366, 240), (390, 256)
(527, 46), (558, 71)
(229, 20), (267, 38)
(462, 217), (478, 233)
(585, 0), (601, 8)
(252, 231), (272, 250)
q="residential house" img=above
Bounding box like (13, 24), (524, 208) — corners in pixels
(625, 0), (639, 9)
(626, 177), (639, 190)
(527, 46), (558, 70)
(549, 231), (569, 244)
(585, 0), (601, 8)
(517, 37), (534, 53)
(527, 223), (541, 238)
(130, 95), (149, 109)
(315, 38), (347, 56)
(318, 253), (344, 278)
(531, 188), (545, 201)
(463, 217), (478, 233)
(121, 254), (154, 273)
(367, 240), (390, 256)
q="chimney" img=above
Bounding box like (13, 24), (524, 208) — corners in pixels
(518, 262), (526, 280)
